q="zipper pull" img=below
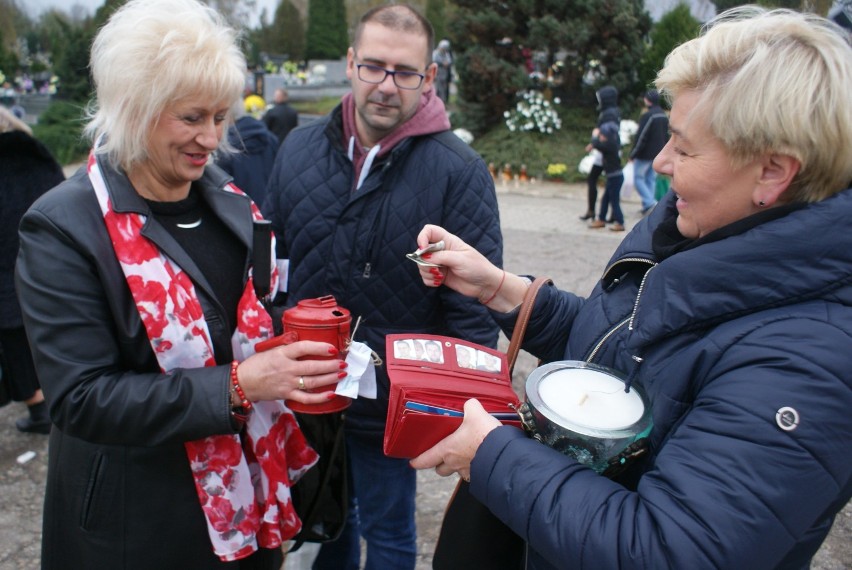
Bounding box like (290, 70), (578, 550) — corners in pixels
(362, 262), (372, 278)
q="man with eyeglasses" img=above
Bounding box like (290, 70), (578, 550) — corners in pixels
(262, 4), (502, 569)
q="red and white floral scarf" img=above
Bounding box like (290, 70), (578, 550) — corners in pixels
(87, 151), (318, 561)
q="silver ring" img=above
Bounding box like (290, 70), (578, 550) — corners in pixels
(298, 376), (306, 391)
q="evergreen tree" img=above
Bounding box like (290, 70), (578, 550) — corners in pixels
(450, 0), (651, 133)
(51, 21), (92, 102)
(306, 0), (348, 60)
(715, 0), (803, 10)
(637, 3), (700, 95)
(0, 30), (18, 80)
(529, 0), (651, 108)
(448, 1), (530, 133)
(269, 1), (306, 61)
(426, 0), (448, 46)
(0, 0), (26, 79)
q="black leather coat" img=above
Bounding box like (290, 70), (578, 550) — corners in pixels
(15, 157), (265, 568)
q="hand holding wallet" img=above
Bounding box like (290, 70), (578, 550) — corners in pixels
(383, 334), (522, 458)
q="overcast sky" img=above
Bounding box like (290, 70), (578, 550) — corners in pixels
(23, 0), (280, 27)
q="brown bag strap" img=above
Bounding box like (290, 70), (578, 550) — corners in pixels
(506, 276), (553, 375)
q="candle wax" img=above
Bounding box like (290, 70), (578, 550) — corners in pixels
(539, 368), (644, 430)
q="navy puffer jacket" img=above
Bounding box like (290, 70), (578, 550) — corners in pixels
(479, 189), (852, 569)
(217, 115), (279, 206)
(263, 107), (502, 435)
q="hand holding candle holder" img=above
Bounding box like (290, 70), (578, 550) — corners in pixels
(518, 360), (652, 477)
(255, 295), (352, 414)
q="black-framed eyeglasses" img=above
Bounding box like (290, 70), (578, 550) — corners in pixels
(355, 63), (425, 90)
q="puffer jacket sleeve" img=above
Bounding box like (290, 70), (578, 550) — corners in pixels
(490, 283), (585, 364)
(15, 184), (237, 447)
(470, 316), (852, 569)
(437, 154), (503, 347)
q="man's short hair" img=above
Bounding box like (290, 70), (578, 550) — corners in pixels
(353, 4), (435, 64)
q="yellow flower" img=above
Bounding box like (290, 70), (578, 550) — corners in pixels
(244, 94), (266, 116)
(547, 163), (568, 177)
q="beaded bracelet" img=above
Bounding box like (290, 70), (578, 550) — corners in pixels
(230, 360), (252, 412)
(480, 269), (506, 306)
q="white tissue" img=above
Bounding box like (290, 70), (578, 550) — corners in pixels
(336, 340), (377, 399)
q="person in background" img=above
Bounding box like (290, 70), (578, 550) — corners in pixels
(579, 85), (619, 221)
(217, 99), (279, 205)
(15, 1), (344, 567)
(0, 106), (64, 434)
(588, 121), (625, 231)
(410, 8), (852, 569)
(432, 39), (453, 103)
(262, 4), (502, 568)
(629, 89), (669, 215)
(262, 87), (299, 147)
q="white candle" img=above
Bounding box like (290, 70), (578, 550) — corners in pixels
(538, 368), (644, 430)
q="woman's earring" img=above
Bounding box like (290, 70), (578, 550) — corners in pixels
(758, 200), (766, 207)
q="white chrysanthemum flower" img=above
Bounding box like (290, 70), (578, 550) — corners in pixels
(453, 128), (474, 144)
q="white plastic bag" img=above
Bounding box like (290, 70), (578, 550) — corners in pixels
(578, 151), (598, 175)
(621, 161), (635, 198)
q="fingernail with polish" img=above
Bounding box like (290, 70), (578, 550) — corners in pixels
(338, 371), (348, 379)
(339, 361), (348, 369)
(422, 253), (432, 259)
(326, 393), (337, 400)
(328, 346), (339, 355)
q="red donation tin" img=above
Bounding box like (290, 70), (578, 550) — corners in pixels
(256, 295), (352, 414)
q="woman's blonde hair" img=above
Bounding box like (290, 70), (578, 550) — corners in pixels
(85, 0), (246, 171)
(656, 7), (852, 202)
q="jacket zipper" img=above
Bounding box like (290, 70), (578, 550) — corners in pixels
(628, 264), (656, 331)
(586, 257), (657, 362)
(587, 317), (631, 362)
(361, 163), (394, 279)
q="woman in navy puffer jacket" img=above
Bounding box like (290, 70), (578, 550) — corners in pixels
(410, 8), (852, 569)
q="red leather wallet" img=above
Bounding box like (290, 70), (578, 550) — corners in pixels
(383, 334), (522, 459)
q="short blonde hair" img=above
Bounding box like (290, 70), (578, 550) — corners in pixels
(656, 7), (852, 202)
(85, 0), (246, 171)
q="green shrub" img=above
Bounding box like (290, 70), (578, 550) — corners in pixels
(291, 96), (340, 116)
(32, 100), (90, 165)
(469, 104), (596, 183)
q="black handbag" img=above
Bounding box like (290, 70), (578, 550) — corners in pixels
(432, 277), (552, 570)
(287, 410), (348, 552)
(250, 237), (349, 553)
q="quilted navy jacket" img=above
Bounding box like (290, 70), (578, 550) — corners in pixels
(480, 189), (852, 569)
(263, 106), (502, 434)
